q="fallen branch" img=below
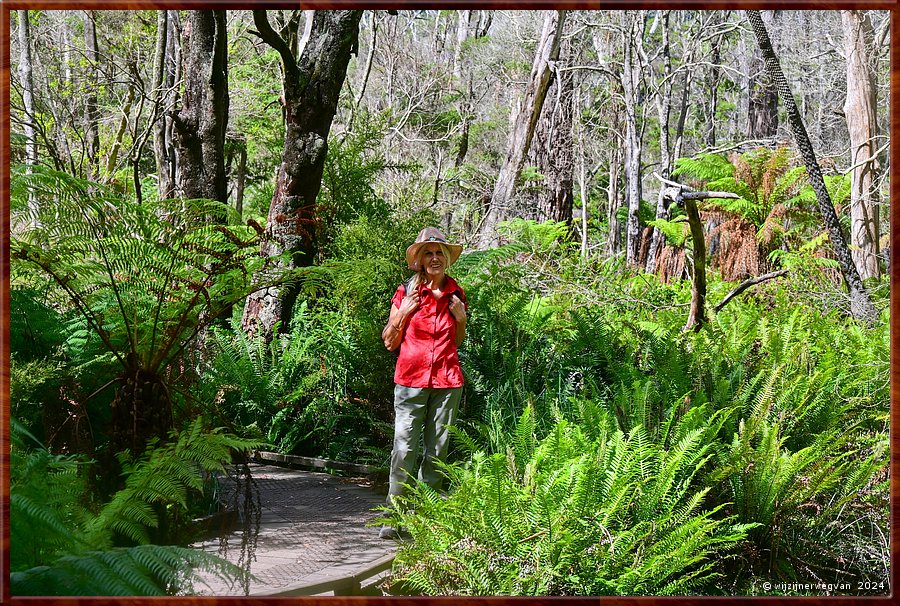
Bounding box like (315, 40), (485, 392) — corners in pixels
(713, 269), (789, 312)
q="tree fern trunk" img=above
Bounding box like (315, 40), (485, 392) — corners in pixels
(100, 368), (173, 500)
(746, 10), (876, 323)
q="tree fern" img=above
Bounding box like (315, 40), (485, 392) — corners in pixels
(11, 166), (304, 465)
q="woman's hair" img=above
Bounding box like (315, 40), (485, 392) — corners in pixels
(409, 243), (452, 292)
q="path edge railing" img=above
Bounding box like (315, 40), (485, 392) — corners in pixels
(251, 450), (380, 476)
(260, 552), (396, 596)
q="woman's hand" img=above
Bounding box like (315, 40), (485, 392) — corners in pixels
(399, 289), (421, 317)
(450, 294), (467, 346)
(383, 288), (420, 350)
(449, 293), (466, 323)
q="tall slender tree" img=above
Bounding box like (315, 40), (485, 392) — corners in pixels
(746, 10), (876, 322)
(621, 11), (645, 266)
(747, 10), (780, 140)
(841, 9), (881, 281)
(152, 10), (180, 201)
(16, 10), (37, 218)
(83, 11), (101, 182)
(477, 10), (567, 249)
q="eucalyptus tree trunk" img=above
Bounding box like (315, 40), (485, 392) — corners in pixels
(524, 38), (574, 225)
(83, 11), (101, 181)
(58, 17), (76, 174)
(748, 10), (780, 140)
(477, 10), (567, 249)
(173, 10), (229, 203)
(17, 11), (37, 169)
(452, 10), (474, 79)
(644, 11), (673, 273)
(607, 143), (623, 256)
(747, 10), (876, 322)
(17, 10), (37, 215)
(705, 19), (725, 146)
(841, 10), (881, 280)
(242, 9), (362, 338)
(152, 10), (179, 201)
(621, 11), (644, 266)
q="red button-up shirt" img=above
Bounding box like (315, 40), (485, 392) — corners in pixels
(392, 276), (467, 388)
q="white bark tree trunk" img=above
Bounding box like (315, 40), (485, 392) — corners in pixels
(477, 10), (567, 249)
(842, 9), (881, 280)
(17, 10), (38, 216)
(607, 142), (623, 256)
(622, 11), (644, 266)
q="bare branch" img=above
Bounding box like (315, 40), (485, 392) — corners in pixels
(714, 269), (789, 312)
(252, 10), (298, 80)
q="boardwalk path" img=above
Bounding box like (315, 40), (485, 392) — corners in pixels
(192, 463), (396, 596)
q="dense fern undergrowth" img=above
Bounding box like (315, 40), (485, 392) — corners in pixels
(377, 221), (888, 596)
(10, 156), (889, 595)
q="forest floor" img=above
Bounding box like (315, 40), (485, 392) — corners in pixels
(191, 463), (395, 596)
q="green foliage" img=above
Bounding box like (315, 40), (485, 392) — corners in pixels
(672, 152), (735, 184)
(9, 355), (64, 437)
(382, 225), (887, 596)
(12, 544), (245, 596)
(646, 217), (690, 247)
(200, 307), (388, 462)
(11, 166), (302, 371)
(10, 419), (91, 571)
(89, 418), (266, 546)
(673, 148), (818, 238)
(10, 165), (304, 465)
(10, 418), (255, 595)
(11, 165), (295, 377)
(497, 218), (573, 255)
(318, 111), (393, 258)
(386, 408), (756, 596)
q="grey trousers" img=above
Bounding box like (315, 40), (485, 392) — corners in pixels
(387, 384), (462, 508)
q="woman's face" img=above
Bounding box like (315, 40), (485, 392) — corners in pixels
(420, 243), (446, 278)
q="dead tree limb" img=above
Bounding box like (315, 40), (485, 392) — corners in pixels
(713, 269), (789, 313)
(652, 172), (739, 331)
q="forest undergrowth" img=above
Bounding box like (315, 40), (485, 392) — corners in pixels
(9, 171), (889, 596)
(380, 220), (890, 596)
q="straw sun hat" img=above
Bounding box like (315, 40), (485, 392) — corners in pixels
(405, 227), (463, 270)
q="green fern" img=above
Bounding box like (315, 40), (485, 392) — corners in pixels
(385, 408), (755, 596)
(11, 544), (246, 596)
(10, 417), (260, 595)
(88, 418), (266, 546)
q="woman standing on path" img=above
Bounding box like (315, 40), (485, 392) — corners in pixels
(379, 228), (467, 540)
